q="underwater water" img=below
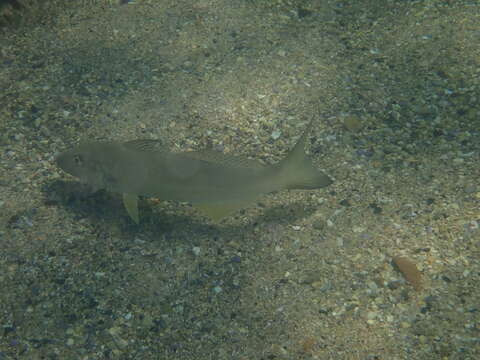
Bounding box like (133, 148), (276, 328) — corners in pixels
(0, 1), (479, 359)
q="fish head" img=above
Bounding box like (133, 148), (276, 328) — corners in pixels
(56, 143), (110, 190)
(57, 145), (90, 177)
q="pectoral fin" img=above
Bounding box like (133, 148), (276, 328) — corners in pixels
(122, 193), (139, 224)
(194, 201), (250, 222)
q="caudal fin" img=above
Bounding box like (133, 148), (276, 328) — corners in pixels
(278, 121), (333, 190)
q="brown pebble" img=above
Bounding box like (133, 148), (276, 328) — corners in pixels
(342, 115), (363, 132)
(300, 337), (316, 354)
(392, 256), (423, 291)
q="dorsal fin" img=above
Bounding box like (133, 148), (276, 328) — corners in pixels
(123, 139), (168, 153)
(181, 149), (265, 169)
(122, 140), (263, 170)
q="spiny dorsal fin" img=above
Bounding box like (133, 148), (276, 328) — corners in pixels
(181, 150), (265, 170)
(123, 139), (168, 153)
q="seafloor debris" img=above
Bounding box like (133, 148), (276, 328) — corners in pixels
(392, 255), (423, 291)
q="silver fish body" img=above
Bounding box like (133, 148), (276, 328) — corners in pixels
(56, 124), (333, 222)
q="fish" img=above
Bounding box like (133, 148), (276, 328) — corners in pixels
(56, 122), (333, 223)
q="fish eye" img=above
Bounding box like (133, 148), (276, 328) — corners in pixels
(73, 154), (84, 166)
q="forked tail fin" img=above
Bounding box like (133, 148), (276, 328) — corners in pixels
(278, 121), (333, 190)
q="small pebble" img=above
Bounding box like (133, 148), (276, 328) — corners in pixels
(342, 115), (363, 132)
(271, 129), (282, 140)
(367, 311), (378, 320)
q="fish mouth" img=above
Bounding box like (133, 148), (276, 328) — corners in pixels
(55, 152), (75, 175)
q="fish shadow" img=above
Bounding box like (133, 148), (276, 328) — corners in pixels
(43, 180), (126, 223)
(43, 180), (218, 232)
(43, 180), (321, 232)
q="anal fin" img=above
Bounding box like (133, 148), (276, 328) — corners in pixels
(194, 201), (250, 222)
